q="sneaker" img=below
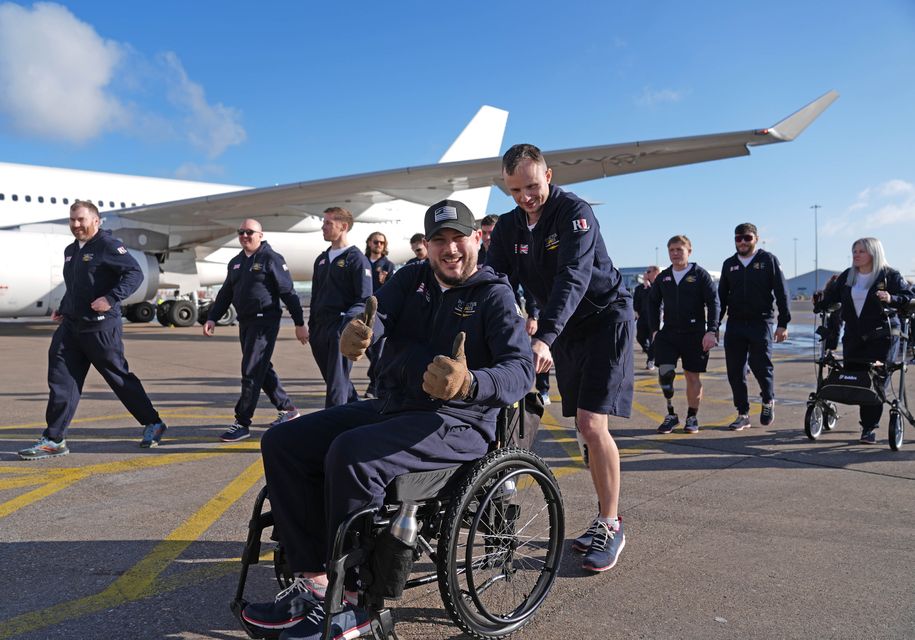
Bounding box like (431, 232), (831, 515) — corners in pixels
(582, 519), (626, 572)
(657, 413), (679, 434)
(859, 428), (877, 444)
(140, 422), (167, 448)
(539, 392), (552, 406)
(278, 601), (370, 640)
(646, 359), (656, 371)
(684, 415), (700, 434)
(760, 401), (775, 426)
(728, 414), (751, 431)
(242, 576), (327, 632)
(270, 410), (301, 427)
(220, 422), (250, 442)
(572, 518), (602, 553)
(18, 437), (69, 460)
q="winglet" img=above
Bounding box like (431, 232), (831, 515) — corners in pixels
(765, 90), (839, 141)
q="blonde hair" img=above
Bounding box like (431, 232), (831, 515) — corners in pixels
(849, 237), (888, 285)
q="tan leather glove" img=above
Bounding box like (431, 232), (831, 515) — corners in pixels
(422, 332), (472, 400)
(340, 296), (377, 361)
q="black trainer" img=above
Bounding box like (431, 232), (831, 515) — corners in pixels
(657, 414), (679, 434)
(760, 402), (775, 426)
(241, 576), (326, 632)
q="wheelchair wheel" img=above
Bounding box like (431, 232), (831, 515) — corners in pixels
(805, 403), (824, 440)
(437, 447), (564, 639)
(824, 402), (838, 431)
(888, 411), (903, 451)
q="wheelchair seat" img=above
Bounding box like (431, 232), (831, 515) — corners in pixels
(384, 464), (467, 504)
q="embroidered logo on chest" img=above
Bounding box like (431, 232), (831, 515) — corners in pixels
(251, 263), (263, 272)
(514, 243), (529, 255)
(544, 233), (559, 251)
(454, 299), (478, 318)
(82, 253), (94, 262)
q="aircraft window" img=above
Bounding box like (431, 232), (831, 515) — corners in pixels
(97, 200), (104, 207)
(109, 201), (114, 207)
(63, 198), (69, 204)
(25, 195), (31, 202)
(38, 196), (44, 203)
(11, 195), (17, 201)
(0, 194), (4, 200)
(120, 202), (125, 208)
(131, 202), (137, 207)
(51, 197), (57, 204)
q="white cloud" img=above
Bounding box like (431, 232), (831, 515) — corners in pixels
(635, 87), (686, 107)
(0, 2), (126, 142)
(823, 178), (915, 237)
(0, 2), (245, 158)
(174, 162), (226, 181)
(160, 52), (246, 158)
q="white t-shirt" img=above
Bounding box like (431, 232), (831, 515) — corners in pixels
(672, 264), (692, 285)
(738, 252), (758, 267)
(851, 271), (875, 317)
(327, 246), (349, 263)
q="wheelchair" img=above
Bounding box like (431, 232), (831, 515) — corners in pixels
(230, 392), (565, 639)
(805, 300), (915, 450)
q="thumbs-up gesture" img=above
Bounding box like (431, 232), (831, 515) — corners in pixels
(423, 332), (472, 400)
(340, 296), (377, 361)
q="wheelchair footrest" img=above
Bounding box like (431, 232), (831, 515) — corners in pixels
(230, 598), (281, 640)
(368, 608), (400, 640)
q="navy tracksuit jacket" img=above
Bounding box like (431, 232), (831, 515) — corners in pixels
(208, 242), (304, 426)
(46, 229), (160, 439)
(260, 263), (534, 572)
(366, 255), (396, 395)
(308, 245), (373, 407)
(718, 249), (791, 412)
(649, 264), (720, 335)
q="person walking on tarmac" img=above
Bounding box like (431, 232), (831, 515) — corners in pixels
(633, 265), (660, 370)
(718, 223), (791, 431)
(203, 219), (308, 442)
(19, 201), (167, 460)
(364, 231), (395, 398)
(486, 144), (633, 573)
(649, 236), (719, 434)
(238, 199), (533, 638)
(308, 207), (373, 408)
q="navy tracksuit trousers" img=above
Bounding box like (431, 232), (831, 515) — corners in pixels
(45, 321), (159, 441)
(235, 321), (294, 427)
(310, 318), (358, 408)
(260, 400), (489, 572)
(723, 318), (775, 414)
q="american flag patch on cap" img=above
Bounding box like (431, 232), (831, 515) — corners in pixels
(434, 206), (458, 222)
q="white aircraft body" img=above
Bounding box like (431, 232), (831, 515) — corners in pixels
(0, 91), (838, 324)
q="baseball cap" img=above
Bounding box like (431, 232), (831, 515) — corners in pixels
(424, 199), (478, 239)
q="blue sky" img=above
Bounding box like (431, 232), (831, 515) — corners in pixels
(1, 1), (913, 275)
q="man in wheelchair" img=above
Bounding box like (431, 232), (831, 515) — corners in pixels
(240, 199), (535, 639)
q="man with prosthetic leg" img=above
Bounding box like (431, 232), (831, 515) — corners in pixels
(649, 236), (719, 434)
(486, 144), (634, 573)
(238, 200), (533, 639)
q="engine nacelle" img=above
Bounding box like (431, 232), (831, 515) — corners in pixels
(0, 230), (160, 318)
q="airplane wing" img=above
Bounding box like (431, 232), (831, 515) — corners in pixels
(118, 91), (838, 242)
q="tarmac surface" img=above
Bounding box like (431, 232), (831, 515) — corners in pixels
(1, 302), (914, 639)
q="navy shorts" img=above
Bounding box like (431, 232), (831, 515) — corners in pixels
(653, 329), (709, 373)
(552, 315), (634, 418)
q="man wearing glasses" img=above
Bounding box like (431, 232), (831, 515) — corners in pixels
(364, 232), (395, 398)
(718, 223), (791, 431)
(204, 219), (307, 442)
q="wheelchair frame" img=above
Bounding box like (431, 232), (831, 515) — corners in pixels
(230, 395), (565, 640)
(805, 301), (915, 450)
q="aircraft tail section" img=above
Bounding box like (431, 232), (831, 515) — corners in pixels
(439, 106), (508, 163)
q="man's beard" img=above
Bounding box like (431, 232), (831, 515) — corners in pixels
(432, 252), (478, 287)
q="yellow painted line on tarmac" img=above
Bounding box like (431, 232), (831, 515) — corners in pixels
(0, 445), (256, 519)
(0, 458), (265, 639)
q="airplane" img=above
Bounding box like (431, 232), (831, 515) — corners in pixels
(0, 90), (838, 326)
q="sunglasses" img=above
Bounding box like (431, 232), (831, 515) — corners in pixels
(237, 229), (259, 237)
(371, 239), (386, 245)
(735, 234), (755, 243)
